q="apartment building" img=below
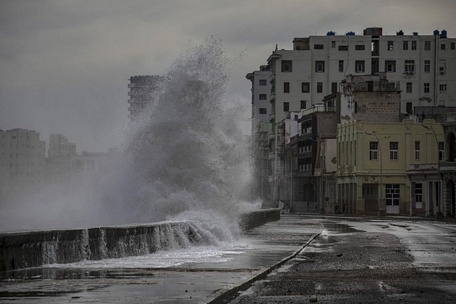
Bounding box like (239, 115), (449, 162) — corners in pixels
(246, 66), (272, 200)
(0, 129), (46, 195)
(248, 27), (456, 207)
(269, 27), (455, 121)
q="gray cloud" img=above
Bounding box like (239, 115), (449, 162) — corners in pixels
(1, 0), (455, 152)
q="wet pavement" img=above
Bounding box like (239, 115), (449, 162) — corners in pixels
(1, 215), (456, 303)
(229, 215), (456, 304)
(0, 215), (322, 303)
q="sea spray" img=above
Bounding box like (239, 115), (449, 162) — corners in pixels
(0, 38), (256, 238)
(122, 38), (253, 239)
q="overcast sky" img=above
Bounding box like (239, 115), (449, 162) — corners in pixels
(1, 0), (455, 153)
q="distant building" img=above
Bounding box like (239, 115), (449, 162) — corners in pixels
(48, 134), (76, 158)
(128, 75), (164, 120)
(47, 134), (76, 184)
(0, 129), (46, 195)
(246, 66), (272, 201)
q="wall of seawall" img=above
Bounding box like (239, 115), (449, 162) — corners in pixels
(0, 210), (280, 272)
(238, 208), (281, 231)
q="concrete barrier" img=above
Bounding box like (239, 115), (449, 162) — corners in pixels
(238, 208), (281, 231)
(0, 209), (280, 272)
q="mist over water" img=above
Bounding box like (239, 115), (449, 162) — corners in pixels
(0, 39), (255, 238)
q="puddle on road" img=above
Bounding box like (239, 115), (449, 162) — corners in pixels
(321, 222), (364, 234)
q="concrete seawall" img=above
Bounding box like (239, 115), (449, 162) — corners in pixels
(0, 209), (280, 272)
(238, 208), (281, 231)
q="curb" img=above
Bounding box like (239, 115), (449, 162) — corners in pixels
(207, 228), (324, 304)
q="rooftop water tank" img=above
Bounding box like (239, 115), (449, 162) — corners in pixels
(434, 30), (440, 36)
(441, 30), (447, 38)
(327, 31), (335, 36)
(346, 31), (355, 36)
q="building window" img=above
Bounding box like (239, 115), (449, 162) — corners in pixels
(424, 60), (431, 73)
(284, 82), (290, 93)
(412, 40), (417, 50)
(331, 41), (336, 48)
(451, 42), (455, 50)
(406, 82), (412, 93)
(300, 100), (307, 110)
(355, 45), (365, 50)
(439, 61), (446, 74)
(415, 183), (423, 206)
(390, 142), (398, 160)
(315, 61), (325, 73)
(387, 41), (394, 51)
(355, 60), (365, 73)
(259, 108), (267, 114)
(440, 84), (447, 93)
(386, 184), (400, 206)
(259, 79), (267, 86)
(302, 82), (310, 93)
(415, 141), (420, 160)
(281, 60), (292, 72)
(439, 142), (444, 161)
(339, 60), (344, 72)
(283, 102), (289, 112)
(338, 45), (348, 51)
(385, 60), (396, 72)
(259, 94), (267, 100)
(317, 82), (323, 93)
(424, 40), (431, 51)
(404, 60), (415, 74)
(369, 142), (378, 160)
(441, 43), (446, 51)
(424, 83), (430, 94)
(331, 82), (338, 93)
(406, 102), (413, 114)
(403, 41), (409, 50)
(314, 44), (324, 49)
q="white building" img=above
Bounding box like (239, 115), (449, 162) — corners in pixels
(0, 129), (46, 195)
(268, 28), (455, 123)
(246, 65), (272, 134)
(246, 65), (273, 201)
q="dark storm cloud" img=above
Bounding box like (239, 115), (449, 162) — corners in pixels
(0, 0), (455, 152)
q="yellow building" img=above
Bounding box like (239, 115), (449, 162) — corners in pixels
(337, 119), (443, 215)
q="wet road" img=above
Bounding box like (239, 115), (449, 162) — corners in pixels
(230, 216), (456, 304)
(1, 215), (456, 303)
